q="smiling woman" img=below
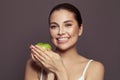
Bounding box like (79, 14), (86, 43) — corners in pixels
(49, 9), (83, 51)
(24, 3), (104, 80)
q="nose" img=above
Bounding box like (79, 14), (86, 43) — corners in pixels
(58, 27), (65, 35)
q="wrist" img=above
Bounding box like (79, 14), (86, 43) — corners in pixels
(55, 67), (69, 80)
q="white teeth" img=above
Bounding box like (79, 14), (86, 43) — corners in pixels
(58, 38), (68, 41)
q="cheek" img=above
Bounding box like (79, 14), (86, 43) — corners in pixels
(69, 27), (79, 36)
(49, 30), (57, 39)
(49, 30), (58, 46)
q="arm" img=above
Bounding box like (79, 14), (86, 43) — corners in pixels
(24, 59), (67, 80)
(24, 58), (40, 80)
(86, 61), (105, 80)
(55, 68), (69, 80)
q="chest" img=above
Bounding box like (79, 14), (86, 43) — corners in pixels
(39, 61), (88, 80)
(65, 63), (86, 80)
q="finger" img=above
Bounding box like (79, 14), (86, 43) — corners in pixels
(31, 53), (35, 60)
(31, 45), (46, 55)
(31, 45), (58, 62)
(33, 53), (48, 68)
(31, 53), (39, 62)
(35, 45), (55, 57)
(32, 45), (52, 59)
(32, 53), (44, 67)
(31, 48), (47, 61)
(35, 45), (47, 53)
(30, 45), (49, 68)
(30, 45), (47, 57)
(31, 51), (45, 64)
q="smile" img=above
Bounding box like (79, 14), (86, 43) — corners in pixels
(56, 37), (70, 44)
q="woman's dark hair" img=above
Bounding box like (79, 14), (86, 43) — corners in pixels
(49, 3), (82, 27)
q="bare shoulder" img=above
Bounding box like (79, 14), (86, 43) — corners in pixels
(90, 60), (104, 70)
(24, 58), (41, 80)
(86, 60), (105, 80)
(25, 58), (41, 71)
(25, 58), (34, 69)
(26, 58), (32, 66)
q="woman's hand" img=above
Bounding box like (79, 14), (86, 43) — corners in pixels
(30, 45), (64, 73)
(30, 45), (69, 80)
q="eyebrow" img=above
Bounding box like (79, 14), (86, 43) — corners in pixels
(50, 20), (73, 25)
(50, 22), (57, 25)
(64, 20), (73, 23)
(50, 22), (59, 27)
(50, 20), (73, 24)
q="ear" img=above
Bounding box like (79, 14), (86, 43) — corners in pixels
(78, 24), (83, 36)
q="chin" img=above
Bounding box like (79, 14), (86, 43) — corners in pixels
(55, 47), (68, 52)
(55, 44), (76, 52)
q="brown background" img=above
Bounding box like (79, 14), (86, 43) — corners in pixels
(0, 0), (120, 80)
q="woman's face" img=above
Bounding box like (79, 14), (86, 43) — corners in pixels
(49, 9), (83, 51)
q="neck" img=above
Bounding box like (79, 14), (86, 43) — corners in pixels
(55, 47), (80, 65)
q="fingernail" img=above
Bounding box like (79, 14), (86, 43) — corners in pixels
(30, 44), (34, 48)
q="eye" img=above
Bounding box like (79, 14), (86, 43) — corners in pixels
(65, 23), (72, 27)
(50, 25), (58, 29)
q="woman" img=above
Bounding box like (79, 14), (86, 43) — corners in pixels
(25, 3), (104, 80)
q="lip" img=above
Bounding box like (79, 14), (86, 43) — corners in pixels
(56, 37), (70, 44)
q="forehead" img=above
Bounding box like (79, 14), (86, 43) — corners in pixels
(50, 9), (75, 22)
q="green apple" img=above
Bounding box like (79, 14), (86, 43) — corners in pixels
(36, 42), (52, 50)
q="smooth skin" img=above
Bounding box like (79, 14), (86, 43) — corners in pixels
(24, 9), (104, 80)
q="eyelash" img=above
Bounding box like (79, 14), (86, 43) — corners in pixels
(65, 24), (72, 27)
(50, 24), (72, 29)
(50, 25), (57, 29)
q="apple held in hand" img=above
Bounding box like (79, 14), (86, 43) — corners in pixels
(36, 42), (52, 50)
